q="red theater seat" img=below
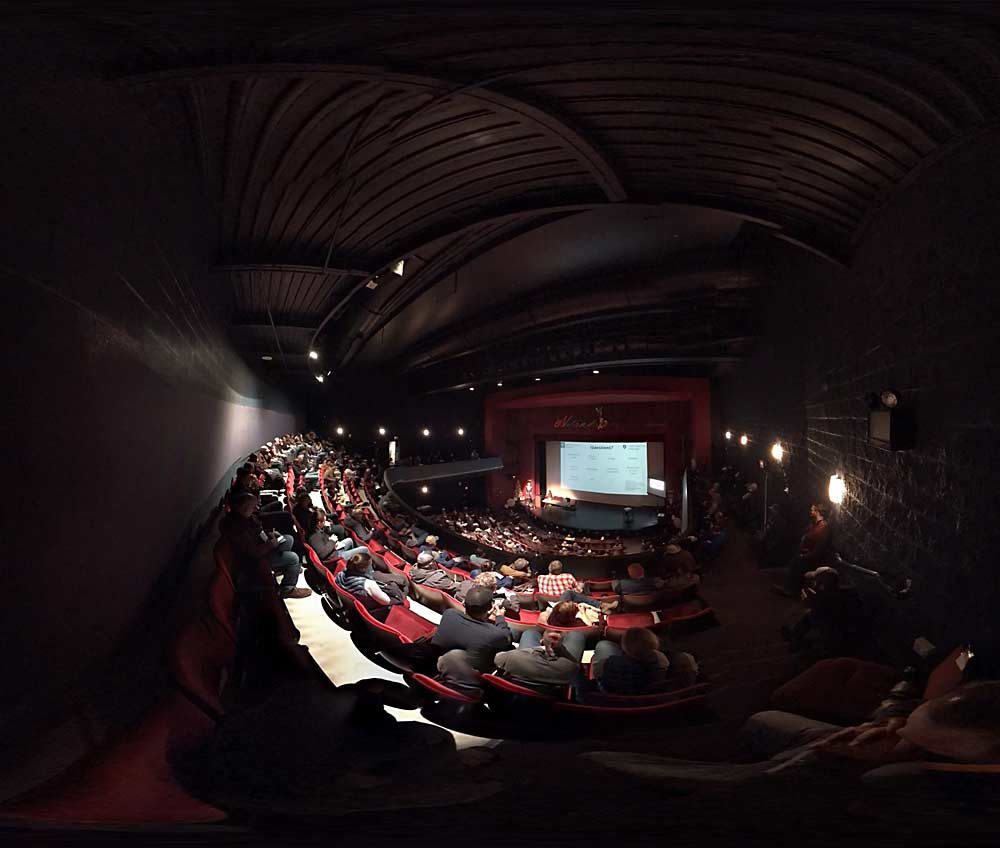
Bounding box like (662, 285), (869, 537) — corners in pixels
(770, 657), (900, 724)
(167, 613), (236, 718)
(0, 692), (225, 826)
(408, 673), (482, 705)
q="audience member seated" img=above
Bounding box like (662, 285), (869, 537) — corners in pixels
(411, 551), (461, 593)
(613, 562), (659, 594)
(538, 561), (618, 613)
(777, 502), (833, 597)
(590, 628), (699, 695)
(587, 682), (1000, 788)
(537, 560), (584, 597)
(292, 490), (318, 536)
(220, 492), (311, 599)
(781, 567), (867, 659)
(306, 509), (354, 561)
(227, 465), (259, 506)
(661, 543), (698, 578)
(431, 586), (513, 674)
(493, 630), (584, 694)
(539, 600), (600, 628)
(334, 552), (405, 616)
(343, 509), (373, 542)
(420, 535), (463, 569)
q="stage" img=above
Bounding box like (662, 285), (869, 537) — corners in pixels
(536, 501), (662, 532)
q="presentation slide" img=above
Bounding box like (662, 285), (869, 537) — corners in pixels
(560, 441), (648, 496)
(544, 440), (665, 507)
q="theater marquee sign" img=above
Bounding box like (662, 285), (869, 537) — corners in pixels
(553, 406), (610, 431)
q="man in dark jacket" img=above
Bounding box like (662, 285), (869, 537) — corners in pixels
(430, 586), (513, 671)
(777, 503), (833, 596)
(220, 492), (310, 599)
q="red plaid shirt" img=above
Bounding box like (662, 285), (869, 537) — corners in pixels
(537, 572), (582, 596)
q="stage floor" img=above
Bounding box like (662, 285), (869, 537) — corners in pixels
(537, 501), (661, 532)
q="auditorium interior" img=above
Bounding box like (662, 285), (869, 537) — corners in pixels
(4, 5), (1000, 845)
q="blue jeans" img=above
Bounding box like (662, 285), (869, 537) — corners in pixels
(559, 590), (600, 608)
(518, 628), (586, 663)
(268, 534), (301, 592)
(591, 639), (622, 680)
(337, 544), (371, 561)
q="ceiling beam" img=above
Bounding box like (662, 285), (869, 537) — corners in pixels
(118, 62), (628, 204)
(214, 263), (371, 277)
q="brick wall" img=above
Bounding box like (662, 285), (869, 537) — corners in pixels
(718, 130), (1000, 660)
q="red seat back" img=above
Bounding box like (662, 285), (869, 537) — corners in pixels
(167, 613), (236, 718)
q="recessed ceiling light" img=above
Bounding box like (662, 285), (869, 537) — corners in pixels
(469, 386), (475, 391)
(497, 381), (503, 387)
(308, 350), (319, 360)
(261, 355), (273, 361)
(592, 369), (600, 374)
(422, 428), (430, 437)
(457, 427), (465, 436)
(335, 426), (344, 435)
(378, 427), (386, 436)
(534, 377), (541, 382)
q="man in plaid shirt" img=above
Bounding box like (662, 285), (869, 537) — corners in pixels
(536, 559), (590, 596)
(537, 560), (619, 612)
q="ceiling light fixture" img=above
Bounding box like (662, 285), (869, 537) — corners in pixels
(378, 427), (386, 436)
(724, 430), (732, 440)
(469, 387), (475, 391)
(771, 441), (784, 463)
(534, 377), (541, 382)
(308, 350), (319, 360)
(739, 433), (749, 446)
(261, 355), (273, 361)
(420, 485), (429, 494)
(457, 427), (465, 436)
(335, 426), (344, 436)
(422, 428), (430, 437)
(592, 370), (600, 374)
(497, 381), (503, 387)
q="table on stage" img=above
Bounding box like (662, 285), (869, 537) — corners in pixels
(541, 497), (576, 511)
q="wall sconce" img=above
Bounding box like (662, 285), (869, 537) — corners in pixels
(770, 441), (784, 463)
(724, 430), (732, 441)
(829, 473), (846, 504)
(739, 434), (749, 446)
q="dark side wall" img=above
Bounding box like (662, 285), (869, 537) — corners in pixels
(0, 23), (300, 786)
(717, 130), (1000, 662)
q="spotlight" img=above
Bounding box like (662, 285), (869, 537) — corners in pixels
(308, 350), (319, 360)
(315, 374), (324, 383)
(335, 426), (344, 435)
(457, 427), (465, 436)
(420, 485), (429, 494)
(739, 433), (749, 446)
(829, 473), (846, 505)
(724, 430), (732, 441)
(378, 427), (386, 436)
(422, 428), (430, 437)
(770, 441), (784, 462)
(261, 354), (273, 361)
(592, 370), (600, 374)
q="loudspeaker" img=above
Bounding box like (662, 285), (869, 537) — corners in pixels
(868, 409), (915, 450)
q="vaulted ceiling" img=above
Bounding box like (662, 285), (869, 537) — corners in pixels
(42, 5), (1000, 389)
